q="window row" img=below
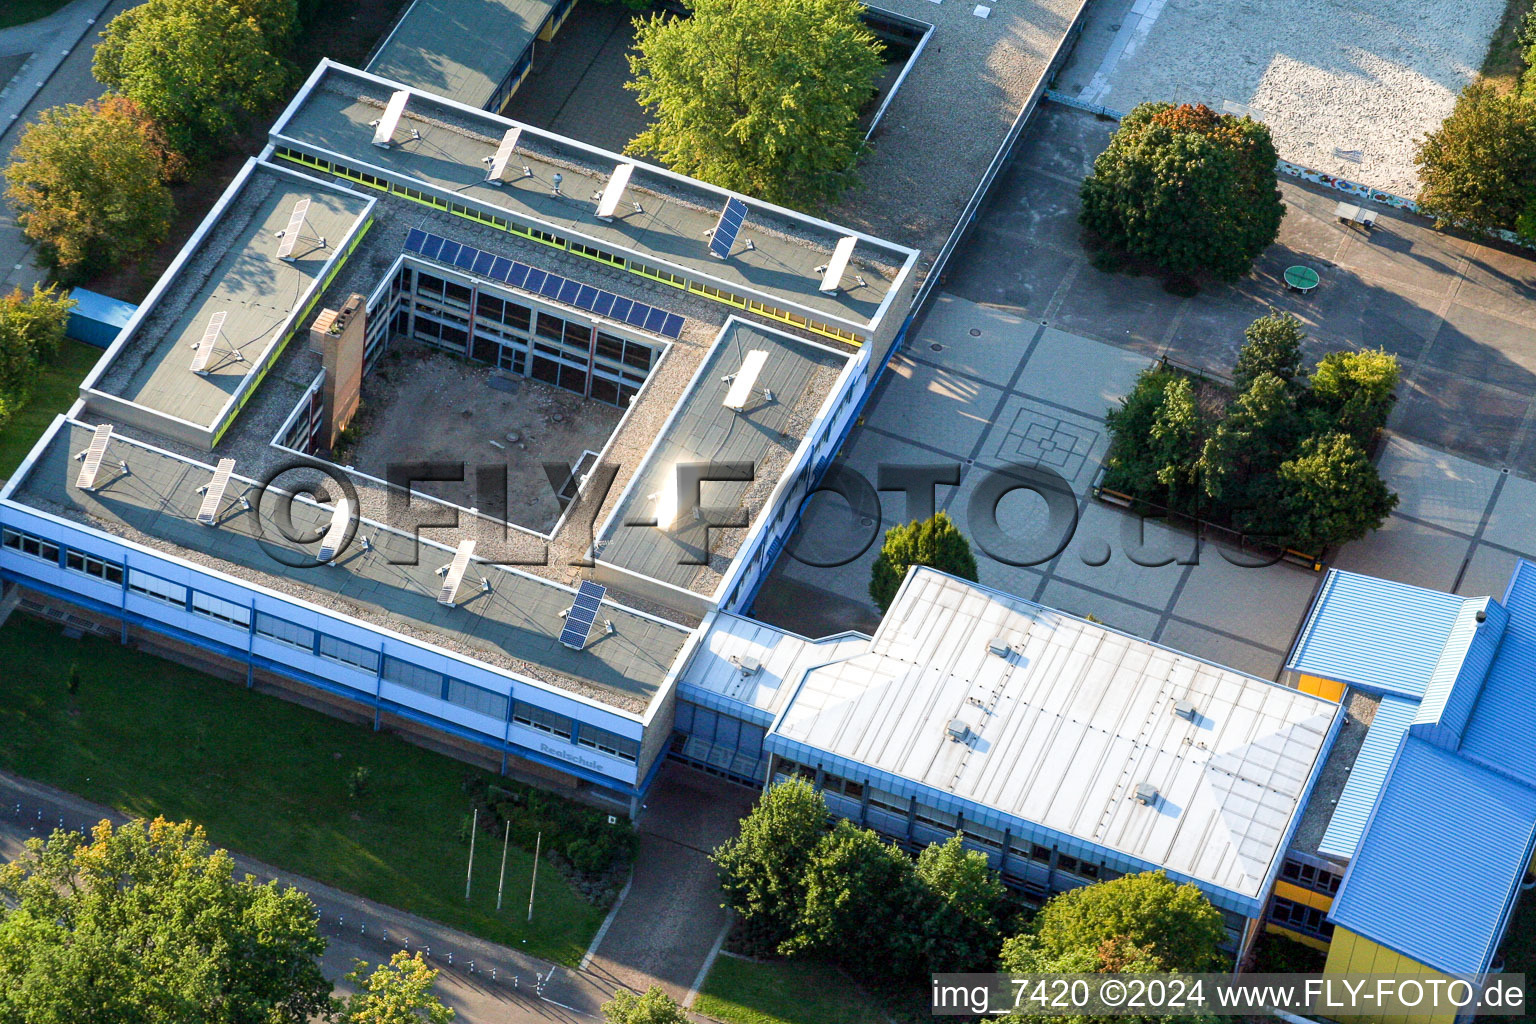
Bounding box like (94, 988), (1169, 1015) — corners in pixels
(1280, 857), (1343, 896)
(3, 528), (60, 565)
(1269, 897), (1335, 940)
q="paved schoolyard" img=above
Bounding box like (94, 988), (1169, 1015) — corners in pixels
(767, 294), (1325, 681)
(764, 101), (1536, 677)
(946, 101), (1536, 478)
(1048, 0), (1501, 195)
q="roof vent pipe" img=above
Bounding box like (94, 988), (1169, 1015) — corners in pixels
(1476, 609), (1488, 623)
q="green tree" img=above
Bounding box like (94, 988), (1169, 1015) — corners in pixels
(1019, 871), (1227, 972)
(1233, 310), (1305, 392)
(916, 834), (1006, 972)
(869, 511), (979, 611)
(783, 819), (927, 978)
(0, 284), (75, 430)
(601, 986), (689, 1024)
(1080, 102), (1284, 281)
(626, 0), (883, 208)
(5, 96), (182, 278)
(1001, 934), (1217, 1024)
(1102, 369), (1183, 501)
(0, 817), (332, 1024)
(93, 0), (293, 161)
(1415, 83), (1536, 236)
(711, 777), (827, 947)
(1307, 348), (1399, 444)
(339, 952), (453, 1024)
(1147, 374), (1204, 508)
(1248, 432), (1398, 553)
(1198, 372), (1298, 505)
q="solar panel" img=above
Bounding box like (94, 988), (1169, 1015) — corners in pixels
(437, 538), (476, 606)
(487, 127), (523, 182)
(524, 268), (546, 292)
(659, 313), (685, 339)
(196, 458), (236, 526)
(644, 307), (668, 334)
(724, 350), (769, 411)
(819, 235), (857, 294)
(453, 245), (476, 271)
(75, 423), (114, 491)
(491, 256), (513, 281)
(624, 302), (650, 328)
(190, 310), (226, 374)
(539, 274), (563, 299)
(592, 291), (615, 317)
(372, 90), (410, 147)
(506, 262), (529, 288)
(559, 580), (607, 649)
(276, 198), (310, 260)
(574, 284), (599, 310)
(473, 250), (496, 276)
(558, 279), (581, 305)
(596, 163), (635, 220)
(404, 228), (428, 253)
(709, 197), (748, 259)
(316, 498), (350, 563)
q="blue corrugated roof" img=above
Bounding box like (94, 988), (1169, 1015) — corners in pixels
(1288, 571), (1470, 698)
(1328, 737), (1536, 977)
(1318, 694), (1420, 860)
(1457, 564), (1536, 786)
(1415, 599), (1504, 751)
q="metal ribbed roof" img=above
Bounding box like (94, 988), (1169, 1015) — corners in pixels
(1287, 570), (1471, 698)
(1456, 562), (1536, 787)
(1414, 598), (1505, 751)
(1328, 737), (1536, 976)
(1317, 694), (1419, 860)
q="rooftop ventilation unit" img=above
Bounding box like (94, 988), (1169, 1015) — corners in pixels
(195, 458), (236, 526)
(737, 655), (762, 677)
(817, 235), (857, 294)
(190, 310), (227, 375)
(1134, 782), (1159, 805)
(316, 498), (350, 563)
(722, 350), (770, 411)
(946, 719), (969, 742)
(74, 423), (114, 491)
(371, 90), (410, 148)
(986, 637), (1010, 658)
(595, 162), (636, 220)
(486, 127), (524, 183)
(1173, 700), (1197, 721)
(436, 538), (475, 606)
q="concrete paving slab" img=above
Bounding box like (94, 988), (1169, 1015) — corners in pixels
(1455, 543), (1523, 599)
(907, 293), (1042, 385)
(1171, 552), (1320, 655)
(863, 355), (1003, 457)
(1336, 228), (1464, 302)
(1480, 475), (1536, 555)
(1330, 514), (1472, 593)
(1376, 436), (1501, 537)
(1047, 262), (1183, 355)
(1038, 575), (1161, 638)
(1049, 500), (1189, 607)
(1156, 618), (1286, 682)
(1420, 303), (1536, 393)
(943, 237), (1081, 315)
(979, 394), (1108, 490)
(1392, 369), (1527, 466)
(1456, 248), (1536, 325)
(1012, 327), (1151, 420)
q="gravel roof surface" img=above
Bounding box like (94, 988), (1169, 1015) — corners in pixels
(828, 0), (1089, 259)
(1056, 0), (1505, 196)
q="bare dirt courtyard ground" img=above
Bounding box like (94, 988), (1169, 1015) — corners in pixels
(341, 345), (623, 535)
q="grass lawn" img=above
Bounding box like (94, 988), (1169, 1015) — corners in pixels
(1480, 0), (1534, 93)
(0, 339), (101, 479)
(0, 0), (71, 29)
(0, 613), (607, 966)
(692, 955), (889, 1024)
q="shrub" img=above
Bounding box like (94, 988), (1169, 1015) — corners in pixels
(1307, 348), (1398, 444)
(869, 511), (979, 611)
(0, 285), (75, 431)
(1080, 102), (1284, 281)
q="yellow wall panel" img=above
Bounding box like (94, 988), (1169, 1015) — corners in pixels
(1266, 922), (1331, 951)
(1275, 879), (1334, 911)
(1298, 674), (1347, 702)
(1323, 928), (1458, 1024)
